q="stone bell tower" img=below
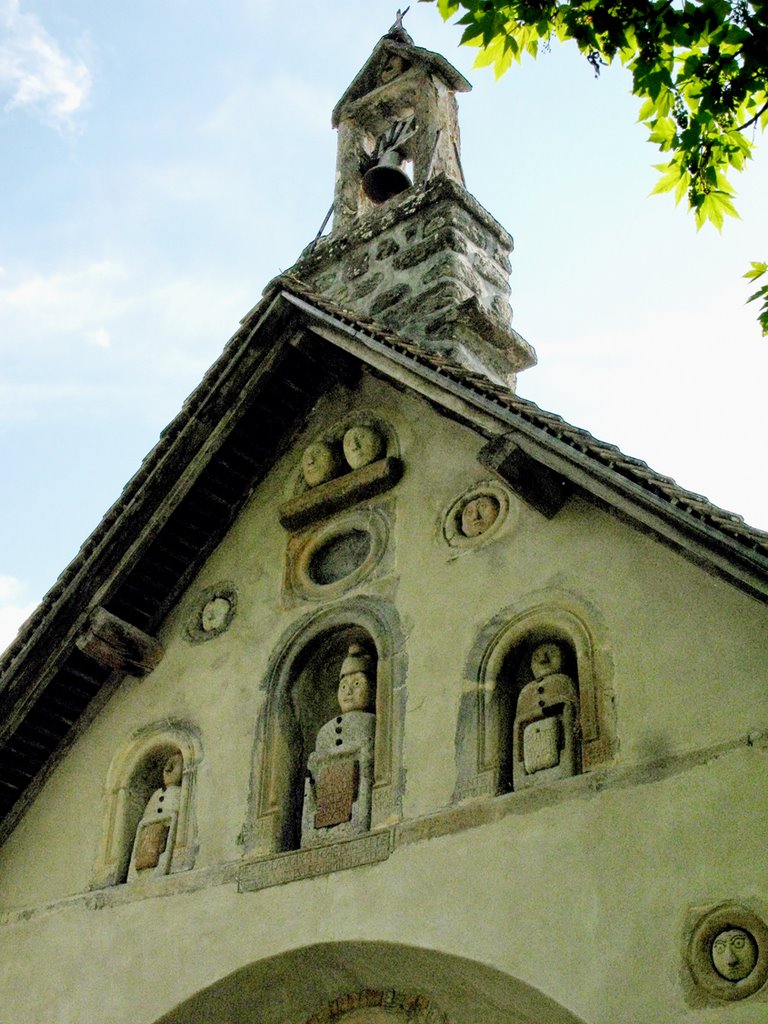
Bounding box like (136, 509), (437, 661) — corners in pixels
(291, 19), (536, 388)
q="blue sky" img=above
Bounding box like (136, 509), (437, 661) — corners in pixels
(1, 0), (767, 650)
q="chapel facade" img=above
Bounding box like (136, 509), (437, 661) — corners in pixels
(0, 22), (767, 1024)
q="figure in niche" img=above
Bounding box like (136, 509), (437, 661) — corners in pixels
(512, 641), (579, 790)
(302, 441), (342, 488)
(301, 642), (376, 847)
(128, 749), (183, 879)
(343, 425), (384, 471)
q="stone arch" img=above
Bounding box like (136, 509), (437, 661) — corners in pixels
(454, 591), (614, 802)
(91, 719), (203, 888)
(151, 940), (590, 1024)
(242, 596), (407, 856)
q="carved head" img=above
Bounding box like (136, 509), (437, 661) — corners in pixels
(302, 441), (339, 487)
(460, 494), (500, 537)
(530, 642), (564, 681)
(711, 928), (758, 981)
(337, 643), (375, 713)
(201, 596), (230, 633)
(343, 426), (384, 470)
(162, 751), (183, 788)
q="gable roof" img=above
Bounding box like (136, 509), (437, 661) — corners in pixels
(1, 275), (766, 844)
(331, 35), (471, 128)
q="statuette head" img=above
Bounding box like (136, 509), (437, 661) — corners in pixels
(337, 643), (375, 713)
(343, 425), (384, 470)
(712, 928), (758, 981)
(302, 441), (339, 487)
(460, 494), (500, 537)
(201, 596), (230, 633)
(531, 642), (564, 680)
(162, 751), (183, 788)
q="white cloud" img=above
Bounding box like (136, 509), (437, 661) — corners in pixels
(0, 575), (37, 655)
(85, 327), (111, 349)
(0, 0), (91, 129)
(0, 260), (131, 339)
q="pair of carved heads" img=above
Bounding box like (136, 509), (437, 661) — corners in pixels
(302, 425), (384, 487)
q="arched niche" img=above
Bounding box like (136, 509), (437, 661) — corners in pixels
(243, 597), (407, 856)
(454, 594), (614, 802)
(151, 940), (590, 1024)
(91, 720), (202, 888)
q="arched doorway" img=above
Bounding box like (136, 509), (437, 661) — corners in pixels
(153, 941), (589, 1024)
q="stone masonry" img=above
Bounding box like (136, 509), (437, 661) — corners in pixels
(291, 174), (536, 388)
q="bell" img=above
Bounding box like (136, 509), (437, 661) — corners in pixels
(362, 149), (411, 204)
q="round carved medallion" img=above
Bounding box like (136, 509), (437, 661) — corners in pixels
(184, 582), (238, 643)
(442, 481), (515, 550)
(687, 903), (768, 1001)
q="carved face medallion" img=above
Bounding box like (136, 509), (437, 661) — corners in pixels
(302, 442), (337, 487)
(201, 596), (230, 633)
(460, 494), (500, 537)
(337, 670), (373, 714)
(530, 642), (564, 680)
(711, 929), (758, 981)
(343, 426), (383, 470)
(162, 752), (183, 788)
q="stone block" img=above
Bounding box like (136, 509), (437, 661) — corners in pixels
(345, 252), (370, 279)
(350, 272), (383, 299)
(392, 227), (467, 271)
(370, 284), (411, 317)
(375, 237), (400, 260)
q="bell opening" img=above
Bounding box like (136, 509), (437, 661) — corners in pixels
(362, 165), (411, 204)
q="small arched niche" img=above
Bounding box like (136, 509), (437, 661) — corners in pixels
(92, 721), (202, 888)
(243, 598), (406, 857)
(454, 597), (613, 802)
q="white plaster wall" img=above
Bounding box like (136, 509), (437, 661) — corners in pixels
(0, 372), (766, 1023)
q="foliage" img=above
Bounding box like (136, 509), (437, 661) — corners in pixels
(744, 262), (768, 334)
(424, 0), (768, 331)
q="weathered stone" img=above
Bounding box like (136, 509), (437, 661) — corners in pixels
(350, 272), (383, 299)
(370, 285), (411, 317)
(345, 252), (370, 279)
(472, 251), (511, 294)
(278, 456), (403, 532)
(392, 227), (467, 271)
(375, 237), (400, 260)
(238, 831), (392, 892)
(421, 253), (482, 294)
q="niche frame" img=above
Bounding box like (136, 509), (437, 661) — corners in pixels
(91, 720), (203, 889)
(453, 592), (614, 802)
(242, 596), (407, 858)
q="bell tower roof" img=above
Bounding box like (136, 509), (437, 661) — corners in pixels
(332, 33), (471, 129)
(289, 23), (536, 389)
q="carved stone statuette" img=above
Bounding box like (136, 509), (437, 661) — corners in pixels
(128, 750), (183, 880)
(512, 642), (579, 790)
(301, 643), (376, 847)
(343, 425), (384, 470)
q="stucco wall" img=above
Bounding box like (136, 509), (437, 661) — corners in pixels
(0, 372), (766, 1023)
